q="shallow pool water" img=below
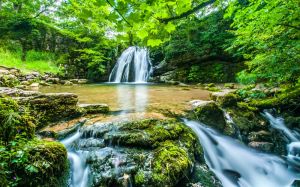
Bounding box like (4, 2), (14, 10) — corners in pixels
(37, 83), (210, 113)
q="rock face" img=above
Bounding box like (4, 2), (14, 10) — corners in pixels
(79, 104), (109, 114)
(17, 93), (81, 127)
(0, 87), (82, 129)
(68, 119), (213, 187)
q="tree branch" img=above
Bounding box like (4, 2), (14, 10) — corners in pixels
(158, 0), (216, 23)
(105, 0), (132, 27)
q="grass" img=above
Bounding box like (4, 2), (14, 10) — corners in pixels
(0, 48), (61, 74)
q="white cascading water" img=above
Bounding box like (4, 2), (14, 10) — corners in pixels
(183, 117), (300, 187)
(61, 131), (90, 187)
(109, 46), (152, 83)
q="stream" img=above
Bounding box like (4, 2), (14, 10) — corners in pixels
(58, 83), (300, 186)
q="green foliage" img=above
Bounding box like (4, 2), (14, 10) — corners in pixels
(0, 98), (35, 144)
(0, 138), (68, 187)
(226, 0), (300, 84)
(0, 96), (68, 186)
(163, 10), (234, 61)
(0, 48), (60, 74)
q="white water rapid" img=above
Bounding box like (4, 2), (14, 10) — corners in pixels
(109, 46), (152, 83)
(61, 131), (90, 187)
(184, 117), (300, 187)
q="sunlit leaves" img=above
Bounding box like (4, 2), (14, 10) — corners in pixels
(137, 30), (149, 40)
(164, 22), (176, 33)
(147, 39), (163, 47)
(227, 0), (300, 84)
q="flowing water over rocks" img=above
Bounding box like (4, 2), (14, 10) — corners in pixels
(184, 112), (300, 187)
(60, 119), (203, 187)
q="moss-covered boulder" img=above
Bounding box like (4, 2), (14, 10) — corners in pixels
(17, 93), (82, 129)
(189, 101), (226, 132)
(77, 119), (208, 187)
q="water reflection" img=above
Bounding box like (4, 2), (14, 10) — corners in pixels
(116, 84), (148, 115)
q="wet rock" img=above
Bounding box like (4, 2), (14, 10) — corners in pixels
(182, 163), (221, 187)
(78, 79), (88, 84)
(46, 77), (60, 84)
(210, 90), (238, 107)
(64, 80), (73, 86)
(224, 83), (235, 89)
(30, 83), (39, 87)
(0, 74), (20, 87)
(190, 101), (226, 132)
(21, 81), (30, 85)
(248, 131), (272, 142)
(248, 141), (274, 152)
(79, 104), (109, 114)
(0, 87), (40, 97)
(189, 100), (214, 109)
(56, 119), (87, 140)
(76, 119), (201, 187)
(70, 79), (88, 84)
(40, 80), (51, 86)
(16, 92), (82, 128)
(0, 68), (10, 75)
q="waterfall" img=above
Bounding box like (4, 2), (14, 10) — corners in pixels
(183, 119), (300, 187)
(61, 131), (90, 187)
(109, 46), (152, 83)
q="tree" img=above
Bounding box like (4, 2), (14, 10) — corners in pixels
(226, 0), (300, 85)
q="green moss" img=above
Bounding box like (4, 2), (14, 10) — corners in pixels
(107, 119), (189, 148)
(224, 83), (235, 89)
(191, 102), (226, 131)
(249, 86), (300, 109)
(134, 170), (146, 186)
(151, 141), (192, 186)
(217, 93), (239, 107)
(0, 74), (20, 87)
(237, 102), (258, 112)
(206, 86), (221, 92)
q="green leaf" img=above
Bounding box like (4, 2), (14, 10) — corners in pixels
(165, 22), (176, 33)
(137, 30), (148, 40)
(147, 39), (163, 47)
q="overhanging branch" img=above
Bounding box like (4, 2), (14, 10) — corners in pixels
(105, 0), (132, 27)
(158, 0), (216, 23)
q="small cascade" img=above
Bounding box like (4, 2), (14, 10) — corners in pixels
(61, 131), (90, 187)
(223, 111), (243, 141)
(109, 46), (152, 83)
(183, 119), (300, 187)
(262, 111), (300, 171)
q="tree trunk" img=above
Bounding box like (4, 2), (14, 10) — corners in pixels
(21, 43), (27, 62)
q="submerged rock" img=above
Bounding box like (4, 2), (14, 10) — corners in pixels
(248, 141), (274, 152)
(79, 103), (109, 114)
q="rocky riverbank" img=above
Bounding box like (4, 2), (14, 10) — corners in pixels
(0, 66), (89, 89)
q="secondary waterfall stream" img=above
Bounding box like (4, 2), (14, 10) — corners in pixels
(183, 111), (300, 187)
(109, 46), (152, 83)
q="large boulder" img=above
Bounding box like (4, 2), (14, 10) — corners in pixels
(189, 101), (226, 132)
(210, 90), (238, 107)
(17, 93), (82, 128)
(76, 119), (207, 187)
